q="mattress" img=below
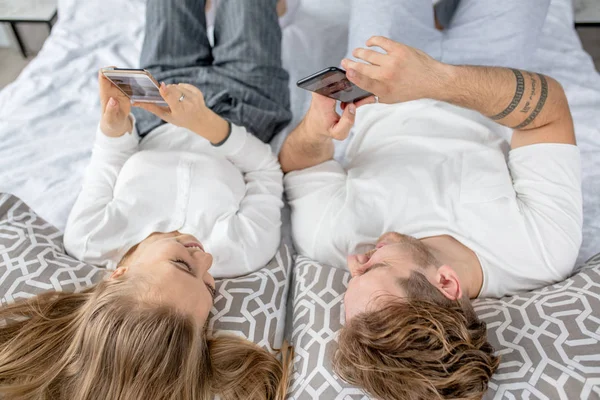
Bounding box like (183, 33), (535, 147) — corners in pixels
(0, 0), (599, 264)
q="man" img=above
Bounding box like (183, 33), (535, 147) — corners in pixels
(279, 0), (582, 398)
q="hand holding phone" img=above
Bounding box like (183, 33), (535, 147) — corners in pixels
(134, 83), (230, 145)
(297, 67), (373, 103)
(98, 68), (133, 137)
(101, 68), (167, 106)
(300, 91), (377, 143)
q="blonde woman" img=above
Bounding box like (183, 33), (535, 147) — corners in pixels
(0, 0), (292, 399)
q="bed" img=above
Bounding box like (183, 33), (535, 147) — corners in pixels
(1, 0), (599, 399)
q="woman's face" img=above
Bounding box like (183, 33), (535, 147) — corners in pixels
(111, 232), (216, 324)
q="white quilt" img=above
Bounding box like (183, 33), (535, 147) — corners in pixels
(0, 0), (599, 265)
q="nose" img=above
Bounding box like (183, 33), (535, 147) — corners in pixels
(202, 253), (215, 286)
(190, 248), (213, 274)
(347, 254), (368, 278)
(205, 252), (214, 270)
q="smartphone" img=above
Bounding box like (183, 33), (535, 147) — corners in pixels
(297, 67), (372, 103)
(101, 68), (167, 105)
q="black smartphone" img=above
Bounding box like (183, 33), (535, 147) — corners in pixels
(297, 67), (373, 103)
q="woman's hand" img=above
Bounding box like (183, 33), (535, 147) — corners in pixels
(134, 83), (229, 144)
(99, 69), (133, 137)
(301, 93), (376, 142)
(341, 36), (450, 104)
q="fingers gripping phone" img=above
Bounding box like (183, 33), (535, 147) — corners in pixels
(297, 67), (372, 103)
(101, 68), (168, 106)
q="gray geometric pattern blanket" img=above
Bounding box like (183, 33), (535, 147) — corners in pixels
(2, 191), (600, 399)
(0, 193), (292, 351)
(287, 255), (600, 400)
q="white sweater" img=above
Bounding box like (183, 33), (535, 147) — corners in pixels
(64, 120), (283, 278)
(285, 100), (583, 298)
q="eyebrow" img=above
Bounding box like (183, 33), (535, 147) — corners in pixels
(362, 263), (388, 276)
(343, 263), (389, 305)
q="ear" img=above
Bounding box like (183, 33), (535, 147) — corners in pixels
(109, 267), (129, 280)
(433, 265), (462, 301)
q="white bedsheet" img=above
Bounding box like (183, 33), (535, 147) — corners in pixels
(1, 0), (599, 265)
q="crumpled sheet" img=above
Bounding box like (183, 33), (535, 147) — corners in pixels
(0, 0), (598, 264)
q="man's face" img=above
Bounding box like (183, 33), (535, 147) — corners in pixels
(344, 232), (438, 322)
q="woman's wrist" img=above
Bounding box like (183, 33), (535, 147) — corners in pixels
(193, 109), (230, 144)
(100, 115), (134, 138)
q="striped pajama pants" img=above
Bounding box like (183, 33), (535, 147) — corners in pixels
(133, 0), (292, 143)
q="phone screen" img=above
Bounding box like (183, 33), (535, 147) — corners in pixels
(103, 71), (164, 103)
(297, 68), (372, 103)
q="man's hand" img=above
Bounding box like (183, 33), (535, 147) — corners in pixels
(134, 83), (229, 144)
(99, 68), (133, 138)
(341, 36), (574, 149)
(303, 93), (356, 142)
(279, 93), (375, 173)
(341, 36), (448, 104)
(303, 93), (376, 141)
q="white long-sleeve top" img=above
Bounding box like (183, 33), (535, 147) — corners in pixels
(285, 100), (583, 298)
(64, 120), (283, 278)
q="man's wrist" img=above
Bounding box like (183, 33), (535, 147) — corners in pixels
(430, 63), (458, 104)
(299, 118), (333, 145)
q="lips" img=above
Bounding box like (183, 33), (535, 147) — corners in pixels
(184, 242), (205, 252)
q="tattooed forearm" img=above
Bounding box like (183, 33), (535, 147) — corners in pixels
(513, 74), (548, 130)
(520, 72), (537, 114)
(441, 64), (572, 147)
(487, 69), (550, 130)
(490, 69), (525, 120)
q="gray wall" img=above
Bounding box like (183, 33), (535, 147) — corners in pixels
(0, 25), (12, 47)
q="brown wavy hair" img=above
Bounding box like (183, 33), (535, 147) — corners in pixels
(333, 271), (499, 400)
(0, 275), (292, 400)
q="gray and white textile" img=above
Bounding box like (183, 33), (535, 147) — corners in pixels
(0, 193), (292, 351)
(2, 192), (599, 398)
(287, 254), (600, 400)
(0, 0), (599, 265)
(0, 0), (600, 398)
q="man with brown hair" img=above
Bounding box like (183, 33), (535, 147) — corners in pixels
(279, 0), (582, 398)
(334, 233), (500, 399)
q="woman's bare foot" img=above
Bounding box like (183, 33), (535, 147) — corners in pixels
(277, 0), (287, 18)
(207, 0), (285, 17)
(206, 0), (294, 28)
(435, 10), (444, 31)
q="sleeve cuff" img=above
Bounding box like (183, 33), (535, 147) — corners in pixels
(95, 114), (140, 151)
(211, 123), (248, 157)
(211, 121), (232, 147)
(508, 142), (580, 159)
(284, 159), (346, 181)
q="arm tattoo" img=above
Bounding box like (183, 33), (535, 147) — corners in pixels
(490, 69), (525, 120)
(513, 74), (548, 130)
(519, 72), (537, 114)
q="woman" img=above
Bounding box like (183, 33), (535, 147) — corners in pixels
(0, 0), (292, 399)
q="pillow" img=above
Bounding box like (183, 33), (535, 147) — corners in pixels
(288, 257), (367, 399)
(0, 193), (292, 351)
(287, 254), (600, 400)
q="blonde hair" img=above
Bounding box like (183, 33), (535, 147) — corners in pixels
(334, 271), (499, 400)
(0, 276), (291, 400)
